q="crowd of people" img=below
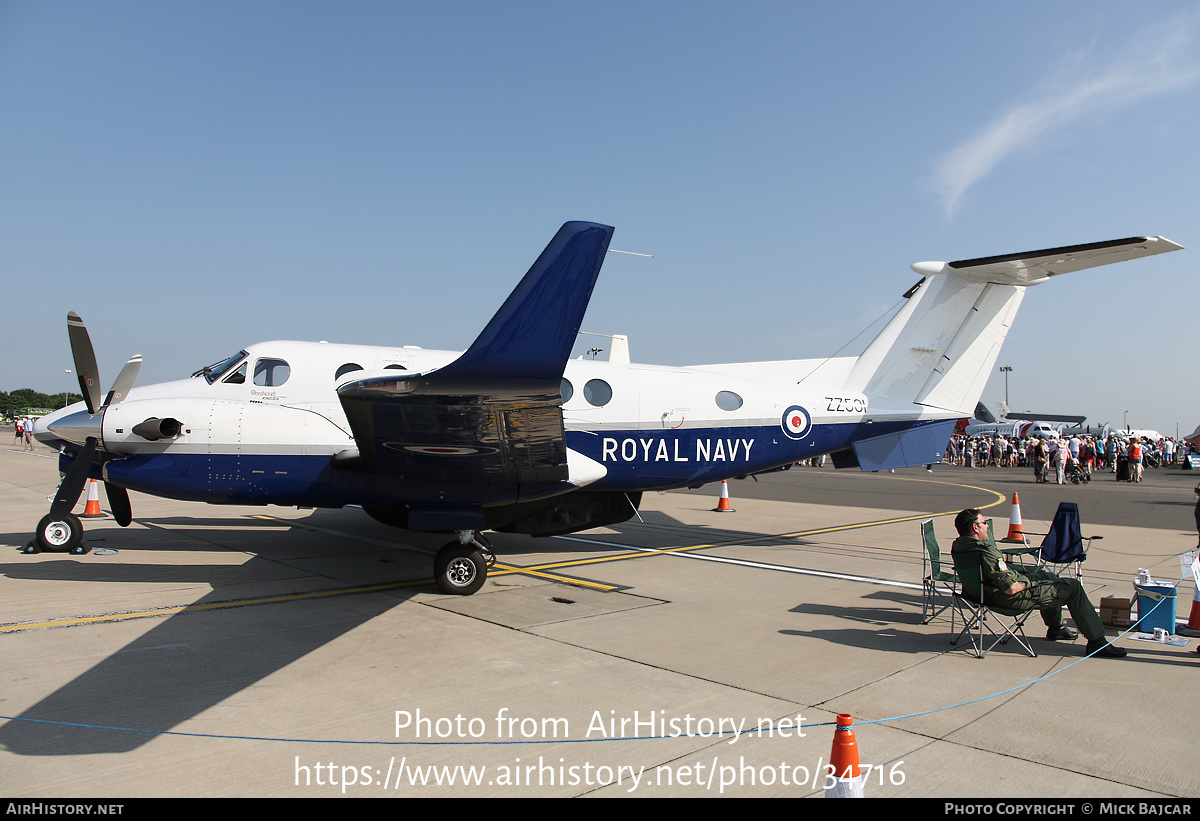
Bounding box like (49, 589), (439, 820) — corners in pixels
(945, 433), (1188, 483)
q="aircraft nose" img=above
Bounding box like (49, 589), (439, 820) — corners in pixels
(44, 407), (103, 447)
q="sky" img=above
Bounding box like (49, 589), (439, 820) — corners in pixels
(2, 1), (1197, 436)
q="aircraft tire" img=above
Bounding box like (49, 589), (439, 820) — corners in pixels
(36, 513), (83, 553)
(435, 541), (487, 596)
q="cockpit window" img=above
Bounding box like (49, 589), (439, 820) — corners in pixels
(254, 358), (291, 387)
(223, 362), (247, 384)
(195, 350), (248, 384)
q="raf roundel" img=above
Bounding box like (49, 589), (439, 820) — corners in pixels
(781, 405), (812, 440)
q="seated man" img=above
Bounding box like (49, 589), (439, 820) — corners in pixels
(951, 508), (1126, 658)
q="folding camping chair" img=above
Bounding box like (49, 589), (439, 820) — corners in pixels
(1037, 502), (1098, 580)
(950, 549), (1038, 658)
(920, 519), (958, 624)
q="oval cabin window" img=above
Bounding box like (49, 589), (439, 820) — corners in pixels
(584, 379), (612, 407)
(715, 390), (743, 411)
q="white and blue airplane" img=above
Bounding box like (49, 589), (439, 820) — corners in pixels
(30, 223), (1181, 594)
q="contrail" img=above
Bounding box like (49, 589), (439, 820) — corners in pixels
(931, 12), (1200, 218)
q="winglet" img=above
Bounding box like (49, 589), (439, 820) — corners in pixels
(433, 221), (614, 392)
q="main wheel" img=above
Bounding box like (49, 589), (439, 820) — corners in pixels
(434, 541), (487, 595)
(36, 512), (83, 553)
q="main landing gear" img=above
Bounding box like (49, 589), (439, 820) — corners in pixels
(434, 531), (495, 596)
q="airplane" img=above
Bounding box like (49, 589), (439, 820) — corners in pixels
(28, 223), (1182, 595)
(1116, 428), (1165, 442)
(955, 402), (1062, 439)
(1062, 424), (1164, 442)
(962, 419), (1058, 439)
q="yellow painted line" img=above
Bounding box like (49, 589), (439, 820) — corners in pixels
(484, 566), (617, 591)
(0, 580), (430, 634)
(260, 477), (1007, 583)
(541, 477), (1010, 566)
(253, 515), (619, 591)
(4, 477), (1004, 632)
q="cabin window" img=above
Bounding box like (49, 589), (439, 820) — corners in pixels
(335, 363), (363, 380)
(253, 358), (291, 387)
(583, 379), (612, 407)
(223, 362), (247, 384)
(715, 390), (743, 411)
(560, 378), (573, 404)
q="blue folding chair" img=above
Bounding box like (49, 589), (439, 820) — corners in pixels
(1038, 502), (1100, 580)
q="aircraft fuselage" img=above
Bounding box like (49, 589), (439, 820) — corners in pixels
(39, 339), (952, 511)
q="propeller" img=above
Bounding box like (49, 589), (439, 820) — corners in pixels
(34, 313), (141, 550)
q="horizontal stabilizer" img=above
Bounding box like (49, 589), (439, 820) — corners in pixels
(849, 235), (1182, 415)
(912, 236), (1182, 286)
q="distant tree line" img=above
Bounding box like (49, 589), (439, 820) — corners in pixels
(1, 389), (82, 418)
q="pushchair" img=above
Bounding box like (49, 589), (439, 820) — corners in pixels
(1065, 459), (1090, 484)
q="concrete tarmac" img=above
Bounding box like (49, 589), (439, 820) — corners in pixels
(2, 439), (1198, 798)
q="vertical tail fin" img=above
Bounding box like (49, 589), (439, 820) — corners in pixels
(846, 275), (1022, 414)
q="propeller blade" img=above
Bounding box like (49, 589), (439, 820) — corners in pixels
(104, 482), (133, 527)
(104, 354), (142, 406)
(67, 311), (102, 415)
(49, 437), (98, 518)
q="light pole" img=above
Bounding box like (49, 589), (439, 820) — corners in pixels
(999, 365), (1013, 405)
(63, 369), (72, 409)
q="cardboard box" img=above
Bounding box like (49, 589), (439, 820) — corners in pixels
(1100, 596), (1133, 628)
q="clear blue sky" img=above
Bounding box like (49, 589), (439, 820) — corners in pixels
(3, 1), (1197, 436)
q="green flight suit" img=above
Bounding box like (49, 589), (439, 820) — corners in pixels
(951, 535), (1106, 641)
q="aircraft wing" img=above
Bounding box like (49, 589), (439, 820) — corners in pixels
(912, 236), (1183, 286)
(335, 222), (613, 513)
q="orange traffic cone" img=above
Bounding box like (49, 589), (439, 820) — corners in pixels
(826, 713), (863, 798)
(1187, 585), (1200, 632)
(712, 480), (735, 512)
(81, 479), (106, 518)
(1001, 492), (1025, 542)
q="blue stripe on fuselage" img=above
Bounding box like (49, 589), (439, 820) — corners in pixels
(65, 418), (948, 508)
(567, 418), (942, 489)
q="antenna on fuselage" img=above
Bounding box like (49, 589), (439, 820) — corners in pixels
(578, 331), (630, 363)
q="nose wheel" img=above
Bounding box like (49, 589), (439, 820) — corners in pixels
(25, 512), (89, 555)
